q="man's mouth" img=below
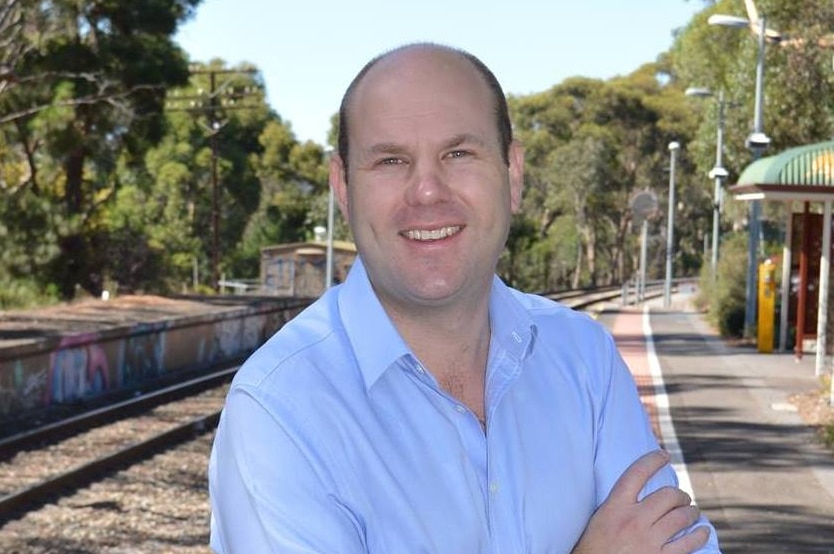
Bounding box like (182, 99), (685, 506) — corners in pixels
(402, 226), (462, 241)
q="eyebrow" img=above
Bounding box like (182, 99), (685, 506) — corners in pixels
(363, 142), (409, 158)
(445, 133), (488, 150)
(362, 133), (489, 158)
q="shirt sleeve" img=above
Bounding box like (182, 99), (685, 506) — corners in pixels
(593, 334), (723, 553)
(209, 386), (367, 553)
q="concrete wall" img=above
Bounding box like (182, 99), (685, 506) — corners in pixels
(0, 297), (311, 423)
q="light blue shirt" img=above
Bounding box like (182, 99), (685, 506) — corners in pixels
(209, 258), (720, 553)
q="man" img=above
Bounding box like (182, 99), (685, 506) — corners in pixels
(209, 42), (721, 553)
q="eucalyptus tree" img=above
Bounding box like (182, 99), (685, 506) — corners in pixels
(123, 61), (330, 292)
(0, 0), (203, 299)
(509, 67), (699, 291)
(233, 117), (330, 279)
(672, 0), (834, 231)
(669, 0), (834, 335)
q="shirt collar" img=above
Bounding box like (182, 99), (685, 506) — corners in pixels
(337, 257), (412, 390)
(337, 257), (536, 390)
(488, 275), (537, 363)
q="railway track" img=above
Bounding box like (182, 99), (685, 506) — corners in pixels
(0, 283), (684, 550)
(549, 281), (668, 312)
(0, 367), (235, 522)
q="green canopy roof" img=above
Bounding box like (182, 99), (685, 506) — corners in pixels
(731, 140), (834, 201)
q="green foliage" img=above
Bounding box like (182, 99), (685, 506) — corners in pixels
(3, 0), (834, 306)
(508, 66), (701, 292)
(673, 0), (834, 188)
(700, 232), (748, 337)
(0, 275), (60, 310)
(822, 422), (834, 450)
(499, 214), (538, 290)
(1, 0), (204, 299)
(133, 64), (330, 289)
(0, 187), (61, 277)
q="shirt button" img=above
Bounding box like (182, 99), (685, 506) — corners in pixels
(489, 482), (499, 494)
(415, 365), (425, 374)
(455, 405), (466, 414)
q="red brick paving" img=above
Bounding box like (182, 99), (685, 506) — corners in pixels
(610, 306), (663, 446)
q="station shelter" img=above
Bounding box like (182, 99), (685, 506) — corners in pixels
(730, 140), (834, 375)
(260, 240), (357, 297)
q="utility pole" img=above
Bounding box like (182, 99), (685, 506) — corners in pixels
(166, 65), (261, 291)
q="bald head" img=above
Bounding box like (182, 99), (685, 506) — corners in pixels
(336, 43), (513, 175)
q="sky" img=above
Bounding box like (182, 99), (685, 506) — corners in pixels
(175, 0), (708, 146)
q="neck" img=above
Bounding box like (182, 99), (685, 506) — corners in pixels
(379, 292), (492, 426)
(384, 295), (491, 381)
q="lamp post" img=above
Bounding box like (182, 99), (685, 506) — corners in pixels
(325, 182), (335, 290)
(708, 13), (776, 338)
(323, 148), (336, 291)
(664, 141), (680, 309)
(685, 87), (730, 277)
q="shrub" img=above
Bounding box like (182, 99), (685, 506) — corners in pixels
(701, 232), (749, 338)
(0, 276), (60, 310)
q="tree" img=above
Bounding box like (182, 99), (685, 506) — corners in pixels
(126, 62), (331, 292)
(670, 0), (834, 336)
(508, 67), (699, 292)
(0, 0), (202, 299)
(672, 0), (834, 228)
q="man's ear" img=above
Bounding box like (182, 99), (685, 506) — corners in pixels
(330, 153), (350, 220)
(508, 140), (525, 213)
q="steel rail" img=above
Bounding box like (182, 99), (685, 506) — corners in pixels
(0, 365), (236, 455)
(0, 411), (220, 522)
(0, 281), (693, 522)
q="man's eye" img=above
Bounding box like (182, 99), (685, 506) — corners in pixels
(377, 157), (404, 166)
(447, 150), (471, 159)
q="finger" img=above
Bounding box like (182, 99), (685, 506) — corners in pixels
(608, 449), (671, 504)
(661, 525), (710, 554)
(654, 504), (701, 542)
(640, 486), (693, 524)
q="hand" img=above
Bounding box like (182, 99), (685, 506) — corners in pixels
(571, 450), (710, 554)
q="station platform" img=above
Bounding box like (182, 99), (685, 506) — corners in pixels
(0, 294), (311, 430)
(0, 294), (269, 350)
(602, 290), (834, 553)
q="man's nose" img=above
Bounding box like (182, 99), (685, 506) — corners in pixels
(405, 159), (451, 205)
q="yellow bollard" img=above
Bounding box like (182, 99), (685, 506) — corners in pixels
(757, 259), (777, 353)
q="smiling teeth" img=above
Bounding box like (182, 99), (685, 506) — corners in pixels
(405, 226), (461, 241)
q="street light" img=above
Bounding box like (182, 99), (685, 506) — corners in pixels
(664, 141), (680, 309)
(323, 148), (336, 291)
(708, 12), (778, 337)
(685, 87), (730, 277)
(325, 181), (335, 290)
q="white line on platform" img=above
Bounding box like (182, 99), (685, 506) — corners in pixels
(642, 305), (696, 503)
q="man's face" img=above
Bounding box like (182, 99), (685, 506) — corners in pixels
(331, 47), (523, 313)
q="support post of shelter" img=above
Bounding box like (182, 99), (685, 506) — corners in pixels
(778, 203), (792, 352)
(816, 201), (831, 376)
(796, 204), (810, 360)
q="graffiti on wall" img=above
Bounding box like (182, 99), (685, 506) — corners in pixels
(0, 359), (47, 415)
(0, 302), (306, 421)
(118, 324), (166, 388)
(46, 334), (110, 405)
